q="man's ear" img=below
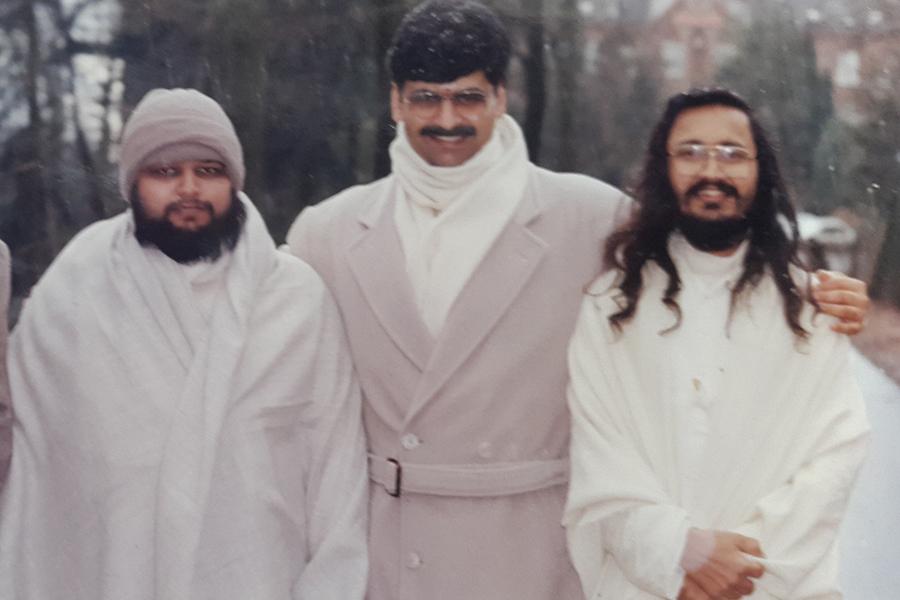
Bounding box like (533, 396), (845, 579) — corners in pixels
(390, 83), (403, 123)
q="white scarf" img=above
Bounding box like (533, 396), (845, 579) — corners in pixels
(391, 114), (529, 336)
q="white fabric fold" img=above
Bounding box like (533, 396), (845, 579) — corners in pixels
(0, 194), (368, 600)
(143, 195), (276, 599)
(391, 114), (529, 335)
(564, 254), (870, 599)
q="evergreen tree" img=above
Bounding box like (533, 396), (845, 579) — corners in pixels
(717, 1), (833, 203)
(809, 116), (864, 215)
(854, 95), (900, 305)
(578, 22), (663, 189)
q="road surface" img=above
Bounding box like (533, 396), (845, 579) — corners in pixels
(840, 351), (900, 599)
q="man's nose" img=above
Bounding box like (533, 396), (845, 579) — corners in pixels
(698, 153), (726, 178)
(176, 170), (200, 198)
(434, 96), (462, 129)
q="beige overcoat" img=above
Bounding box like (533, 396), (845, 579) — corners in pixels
(287, 165), (627, 600)
(0, 241), (10, 487)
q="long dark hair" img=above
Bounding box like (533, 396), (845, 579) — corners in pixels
(604, 88), (811, 338)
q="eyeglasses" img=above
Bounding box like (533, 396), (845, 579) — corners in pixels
(667, 143), (757, 178)
(402, 89), (491, 120)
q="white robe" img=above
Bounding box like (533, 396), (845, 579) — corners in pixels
(564, 237), (870, 600)
(0, 195), (368, 600)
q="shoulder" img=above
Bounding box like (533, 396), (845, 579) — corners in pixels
(41, 214), (127, 278)
(15, 214), (128, 326)
(265, 251), (330, 299)
(261, 250), (342, 318)
(584, 268), (622, 298)
(527, 166), (632, 237)
(530, 165), (629, 209)
(775, 264), (831, 333)
(570, 271), (624, 351)
(581, 268), (632, 321)
(285, 176), (391, 253)
(294, 176), (391, 225)
(754, 265), (844, 347)
(571, 269), (625, 332)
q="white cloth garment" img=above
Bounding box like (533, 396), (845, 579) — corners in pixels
(564, 236), (870, 600)
(0, 195), (368, 600)
(391, 114), (528, 335)
(180, 253), (230, 321)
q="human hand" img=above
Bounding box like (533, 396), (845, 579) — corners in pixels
(678, 574), (713, 600)
(813, 270), (869, 335)
(680, 528), (764, 599)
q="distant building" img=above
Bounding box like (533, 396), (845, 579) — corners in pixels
(646, 0), (746, 95)
(581, 0), (900, 121)
(582, 0), (747, 94)
(811, 16), (900, 122)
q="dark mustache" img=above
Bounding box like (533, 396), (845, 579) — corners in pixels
(165, 200), (214, 216)
(686, 179), (739, 199)
(420, 126), (476, 138)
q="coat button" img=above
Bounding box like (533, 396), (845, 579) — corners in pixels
(406, 552), (423, 569)
(477, 441), (493, 459)
(401, 433), (421, 450)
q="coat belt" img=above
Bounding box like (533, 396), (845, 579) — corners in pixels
(367, 453), (569, 498)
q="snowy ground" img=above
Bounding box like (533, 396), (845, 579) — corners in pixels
(840, 351), (900, 599)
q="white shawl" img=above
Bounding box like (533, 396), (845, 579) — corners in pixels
(564, 252), (870, 599)
(0, 195), (368, 600)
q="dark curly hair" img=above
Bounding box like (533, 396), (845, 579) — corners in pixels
(604, 88), (811, 339)
(387, 0), (511, 88)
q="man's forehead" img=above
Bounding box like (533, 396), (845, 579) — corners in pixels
(400, 71), (495, 91)
(668, 105), (754, 147)
(140, 159), (225, 170)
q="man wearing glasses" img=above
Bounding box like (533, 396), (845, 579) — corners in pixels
(286, 2), (869, 598)
(565, 89), (869, 600)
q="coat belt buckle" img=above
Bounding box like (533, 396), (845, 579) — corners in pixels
(385, 458), (402, 497)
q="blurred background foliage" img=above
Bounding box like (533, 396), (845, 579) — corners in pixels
(0, 0), (899, 308)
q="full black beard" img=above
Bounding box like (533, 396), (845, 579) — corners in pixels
(131, 190), (246, 264)
(676, 213), (750, 252)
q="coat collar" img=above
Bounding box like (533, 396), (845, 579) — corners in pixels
(347, 168), (551, 423)
(404, 203), (548, 425)
(347, 177), (435, 372)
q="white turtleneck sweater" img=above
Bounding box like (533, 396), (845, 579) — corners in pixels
(666, 233), (751, 515)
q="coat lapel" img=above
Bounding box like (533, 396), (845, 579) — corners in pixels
(346, 180), (435, 371)
(404, 183), (548, 425)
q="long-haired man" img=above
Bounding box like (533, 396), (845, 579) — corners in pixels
(565, 89), (870, 600)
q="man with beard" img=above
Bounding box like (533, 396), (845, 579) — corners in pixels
(564, 89), (870, 600)
(0, 88), (368, 600)
(286, 3), (869, 598)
